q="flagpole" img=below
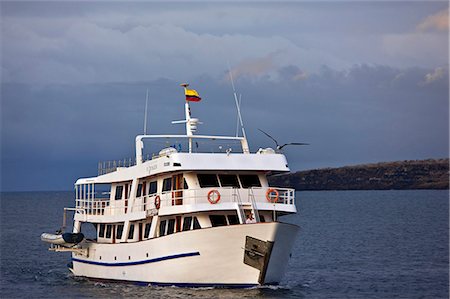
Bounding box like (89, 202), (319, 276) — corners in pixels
(181, 83), (193, 153)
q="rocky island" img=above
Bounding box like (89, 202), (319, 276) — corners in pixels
(269, 159), (449, 190)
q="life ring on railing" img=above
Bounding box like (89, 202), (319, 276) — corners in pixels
(266, 188), (279, 203)
(207, 189), (221, 204)
(154, 195), (161, 209)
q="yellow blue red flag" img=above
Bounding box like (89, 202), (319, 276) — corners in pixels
(185, 89), (201, 102)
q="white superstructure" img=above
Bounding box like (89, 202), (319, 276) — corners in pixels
(42, 85), (299, 287)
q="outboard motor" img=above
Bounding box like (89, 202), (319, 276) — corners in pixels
(62, 233), (84, 244)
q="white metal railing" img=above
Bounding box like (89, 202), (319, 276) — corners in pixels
(75, 187), (295, 216)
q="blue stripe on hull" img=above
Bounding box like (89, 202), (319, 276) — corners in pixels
(72, 251), (200, 267)
(80, 276), (258, 288)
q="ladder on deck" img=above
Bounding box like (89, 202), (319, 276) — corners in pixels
(248, 188), (260, 222)
(233, 188), (246, 224)
(233, 188), (261, 223)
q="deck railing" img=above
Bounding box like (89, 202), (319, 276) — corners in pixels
(75, 187), (295, 217)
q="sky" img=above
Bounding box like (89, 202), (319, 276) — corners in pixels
(1, 1), (449, 191)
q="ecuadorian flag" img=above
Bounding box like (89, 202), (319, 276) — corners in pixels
(185, 88), (201, 102)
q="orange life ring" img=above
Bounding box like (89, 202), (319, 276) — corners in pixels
(207, 189), (221, 204)
(154, 195), (161, 209)
(266, 188), (279, 203)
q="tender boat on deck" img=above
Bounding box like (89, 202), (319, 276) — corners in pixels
(42, 84), (299, 287)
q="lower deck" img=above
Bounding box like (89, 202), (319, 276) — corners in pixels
(78, 209), (280, 245)
(70, 221), (299, 285)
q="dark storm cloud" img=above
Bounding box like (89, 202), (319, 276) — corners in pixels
(1, 1), (448, 191)
(1, 64), (448, 191)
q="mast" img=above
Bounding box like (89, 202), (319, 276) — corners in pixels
(228, 64), (247, 140)
(171, 83), (199, 153)
(185, 100), (193, 152)
(144, 88), (149, 135)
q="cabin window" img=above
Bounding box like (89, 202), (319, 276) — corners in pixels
(136, 184), (143, 197)
(184, 179), (188, 189)
(176, 216), (182, 232)
(182, 217), (192, 231)
(142, 181), (147, 196)
(162, 178), (172, 192)
(159, 220), (167, 236)
(95, 184), (111, 199)
(138, 223), (143, 241)
(115, 185), (123, 200)
(210, 215), (227, 227)
(219, 174), (240, 188)
(99, 224), (105, 238)
(227, 214), (239, 225)
(124, 184), (129, 199)
(149, 181), (157, 195)
(239, 175), (261, 188)
(197, 174), (219, 188)
(116, 224), (124, 239)
(144, 223), (151, 238)
(167, 219), (175, 235)
(106, 225), (112, 238)
(128, 224), (135, 240)
(193, 217), (201, 230)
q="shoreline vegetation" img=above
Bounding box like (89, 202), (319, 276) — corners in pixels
(268, 158), (449, 191)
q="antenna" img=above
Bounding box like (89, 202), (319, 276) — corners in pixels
(235, 94), (241, 137)
(228, 63), (247, 140)
(144, 88), (149, 135)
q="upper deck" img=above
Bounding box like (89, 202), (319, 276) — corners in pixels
(72, 87), (297, 225)
(78, 150), (289, 185)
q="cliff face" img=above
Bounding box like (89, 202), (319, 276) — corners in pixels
(268, 159), (449, 190)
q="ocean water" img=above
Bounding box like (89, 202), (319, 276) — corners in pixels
(0, 190), (448, 298)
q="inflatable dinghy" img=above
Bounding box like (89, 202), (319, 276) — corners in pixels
(41, 232), (84, 246)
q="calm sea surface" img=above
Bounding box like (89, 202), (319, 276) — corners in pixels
(0, 190), (448, 298)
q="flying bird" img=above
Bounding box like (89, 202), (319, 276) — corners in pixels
(258, 129), (309, 151)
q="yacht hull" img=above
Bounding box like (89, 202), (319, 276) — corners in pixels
(71, 222), (299, 286)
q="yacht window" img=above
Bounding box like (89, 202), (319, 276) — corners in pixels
(149, 181), (157, 195)
(184, 179), (188, 189)
(115, 185), (123, 200)
(106, 225), (112, 238)
(128, 224), (135, 240)
(227, 214), (239, 225)
(210, 215), (227, 227)
(193, 217), (201, 230)
(139, 223), (143, 241)
(183, 217), (192, 231)
(219, 174), (240, 188)
(197, 174), (219, 188)
(124, 184), (129, 199)
(116, 224), (124, 239)
(176, 216), (182, 232)
(159, 220), (167, 237)
(167, 219), (175, 235)
(136, 184), (143, 197)
(162, 178), (172, 192)
(99, 224), (105, 238)
(142, 181), (147, 196)
(239, 175), (261, 188)
(144, 223), (151, 238)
